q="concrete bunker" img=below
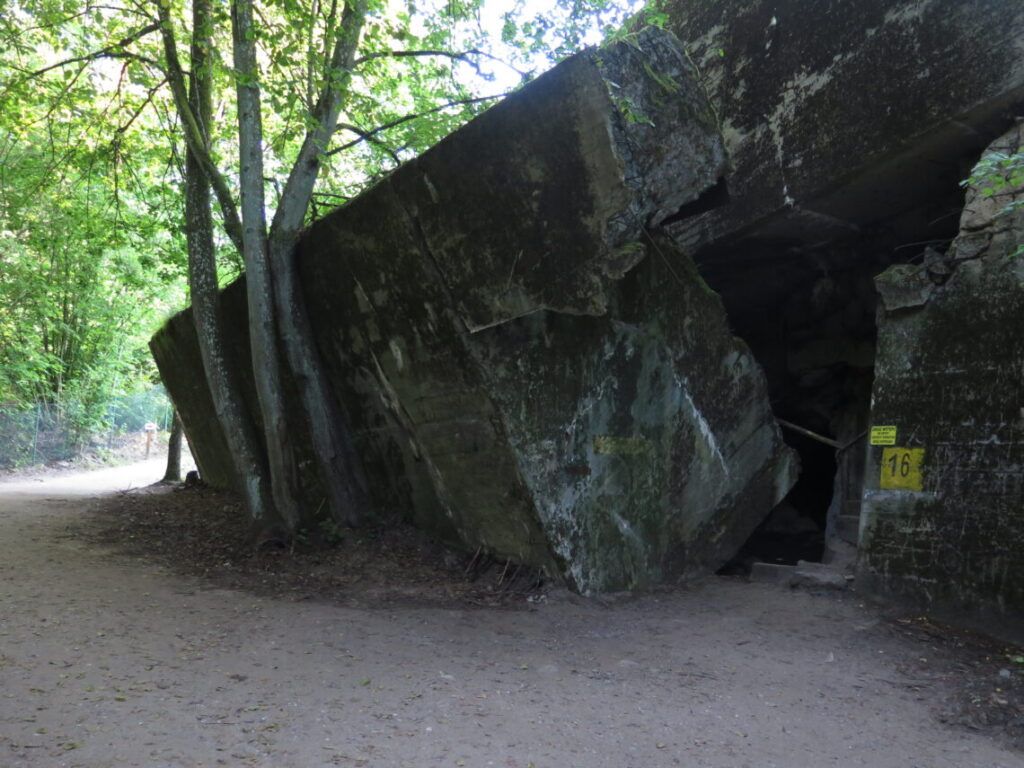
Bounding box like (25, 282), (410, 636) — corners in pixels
(653, 0), (1024, 603)
(152, 0), (1024, 612)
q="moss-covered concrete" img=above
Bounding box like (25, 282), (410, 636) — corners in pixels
(859, 125), (1024, 616)
(387, 27), (726, 332)
(148, 281), (249, 491)
(660, 0), (1024, 250)
(472, 233), (796, 592)
(152, 28), (797, 592)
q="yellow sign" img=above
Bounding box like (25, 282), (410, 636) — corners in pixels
(870, 425), (898, 445)
(879, 447), (925, 491)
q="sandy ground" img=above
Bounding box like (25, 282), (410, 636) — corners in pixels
(1, 461), (1023, 768)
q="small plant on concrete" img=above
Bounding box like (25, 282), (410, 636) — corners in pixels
(962, 150), (1024, 258)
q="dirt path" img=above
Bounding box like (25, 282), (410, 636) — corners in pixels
(0, 463), (1021, 768)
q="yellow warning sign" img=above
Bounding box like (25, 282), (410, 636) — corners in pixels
(870, 425), (898, 445)
(879, 447), (925, 491)
(593, 436), (652, 455)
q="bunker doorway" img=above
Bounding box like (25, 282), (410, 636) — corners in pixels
(697, 241), (887, 574)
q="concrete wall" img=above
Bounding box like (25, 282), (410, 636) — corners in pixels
(659, 0), (1024, 615)
(661, 0), (1024, 251)
(860, 124), (1024, 616)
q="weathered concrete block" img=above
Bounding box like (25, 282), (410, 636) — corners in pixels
(750, 561), (794, 585)
(467, 232), (797, 591)
(791, 561), (848, 591)
(659, 0), (1024, 250)
(148, 280), (250, 491)
(859, 125), (1024, 615)
(153, 28), (797, 593)
(388, 26), (727, 331)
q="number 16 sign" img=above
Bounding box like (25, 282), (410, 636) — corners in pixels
(879, 447), (925, 491)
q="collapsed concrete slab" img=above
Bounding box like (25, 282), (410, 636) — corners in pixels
(859, 125), (1024, 616)
(152, 28), (798, 593)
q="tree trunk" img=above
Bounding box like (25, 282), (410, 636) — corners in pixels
(176, 0), (280, 529)
(265, 0), (372, 527)
(162, 410), (183, 483)
(231, 0), (305, 533)
(160, 0), (371, 535)
(269, 240), (371, 527)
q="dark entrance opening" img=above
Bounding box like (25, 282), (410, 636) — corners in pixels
(695, 197), (967, 574)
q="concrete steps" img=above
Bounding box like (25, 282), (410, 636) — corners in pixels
(837, 513), (860, 545)
(750, 559), (851, 590)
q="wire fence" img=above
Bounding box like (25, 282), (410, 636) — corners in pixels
(0, 387), (174, 471)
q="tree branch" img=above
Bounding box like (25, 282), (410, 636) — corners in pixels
(352, 48), (528, 78)
(29, 22), (163, 77)
(269, 0), (367, 239)
(334, 122), (401, 164)
(353, 48), (529, 80)
(40, 62), (90, 126)
(115, 78), (167, 135)
(154, 0), (244, 254)
(326, 93), (506, 157)
(354, 47), (474, 65)
(20, 5), (150, 34)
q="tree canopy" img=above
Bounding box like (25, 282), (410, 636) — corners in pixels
(1, 0), (645, 227)
(0, 74), (184, 427)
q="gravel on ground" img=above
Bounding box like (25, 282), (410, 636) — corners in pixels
(1, 460), (1023, 768)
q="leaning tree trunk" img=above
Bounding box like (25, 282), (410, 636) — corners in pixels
(158, 0), (281, 529)
(231, 0), (305, 533)
(184, 158), (278, 527)
(162, 410), (183, 483)
(268, 240), (371, 527)
(265, 0), (372, 527)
